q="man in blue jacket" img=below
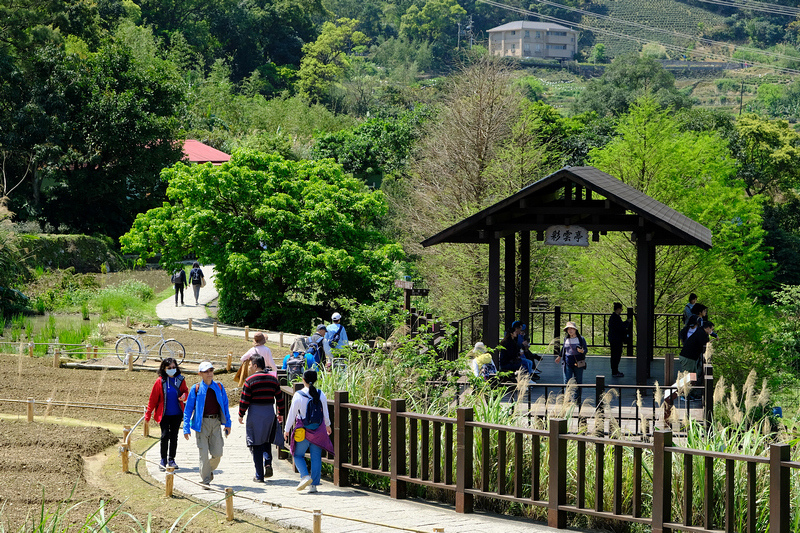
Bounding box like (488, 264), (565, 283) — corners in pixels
(183, 361), (232, 487)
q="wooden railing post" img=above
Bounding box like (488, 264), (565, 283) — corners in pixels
(333, 391), (350, 487)
(312, 510), (322, 533)
(188, 317), (192, 330)
(652, 429), (673, 533)
(770, 443), (791, 533)
(26, 397), (34, 422)
(225, 487), (234, 520)
(53, 348), (60, 368)
(595, 375), (605, 412)
(143, 406), (149, 437)
(548, 418), (567, 529)
(455, 407), (474, 513)
(213, 321), (218, 336)
(390, 399), (407, 499)
(481, 304), (489, 344)
(244, 326), (249, 342)
(165, 466), (175, 497)
(226, 351), (232, 372)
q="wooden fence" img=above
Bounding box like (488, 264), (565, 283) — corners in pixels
(281, 386), (799, 532)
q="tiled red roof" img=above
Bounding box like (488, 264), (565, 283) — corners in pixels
(182, 139), (231, 165)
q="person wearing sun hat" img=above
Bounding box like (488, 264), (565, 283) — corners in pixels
(555, 321), (588, 402)
(183, 361), (232, 487)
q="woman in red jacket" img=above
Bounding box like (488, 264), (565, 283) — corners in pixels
(145, 358), (188, 470)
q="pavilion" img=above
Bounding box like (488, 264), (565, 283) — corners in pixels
(421, 166), (712, 384)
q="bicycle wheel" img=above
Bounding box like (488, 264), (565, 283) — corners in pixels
(115, 336), (142, 364)
(159, 339), (186, 364)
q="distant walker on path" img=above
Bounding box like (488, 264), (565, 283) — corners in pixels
(189, 262), (205, 305)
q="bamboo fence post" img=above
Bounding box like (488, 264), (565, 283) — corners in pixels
(225, 488), (234, 521)
(121, 426), (131, 473)
(165, 467), (175, 497)
(244, 326), (249, 341)
(143, 407), (150, 437)
(226, 352), (232, 372)
(53, 348), (60, 368)
(279, 332), (284, 347)
(26, 397), (34, 422)
(214, 321), (218, 337)
(312, 510), (322, 533)
(188, 318), (193, 331)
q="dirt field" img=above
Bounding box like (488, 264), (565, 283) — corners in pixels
(0, 322), (294, 531)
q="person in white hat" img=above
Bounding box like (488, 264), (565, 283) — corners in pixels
(555, 321), (588, 403)
(183, 361), (232, 487)
(324, 312), (349, 352)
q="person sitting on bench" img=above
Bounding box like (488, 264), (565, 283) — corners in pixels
(498, 322), (534, 375)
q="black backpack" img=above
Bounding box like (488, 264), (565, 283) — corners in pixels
(299, 391), (323, 430)
(329, 325), (344, 348)
(286, 353), (305, 382)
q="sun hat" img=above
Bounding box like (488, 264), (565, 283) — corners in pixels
(198, 361), (214, 372)
(331, 312), (342, 321)
(563, 321), (579, 332)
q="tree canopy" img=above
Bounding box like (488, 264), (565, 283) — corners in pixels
(120, 150), (406, 332)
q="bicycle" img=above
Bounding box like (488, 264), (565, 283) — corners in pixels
(115, 325), (186, 365)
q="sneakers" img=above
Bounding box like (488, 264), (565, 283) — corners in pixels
(253, 476), (264, 483)
(308, 485), (318, 493)
(612, 371), (625, 378)
(296, 475), (312, 491)
(159, 458), (167, 471)
(167, 460), (179, 470)
(264, 463), (273, 478)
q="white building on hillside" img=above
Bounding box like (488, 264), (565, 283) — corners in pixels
(487, 21), (579, 60)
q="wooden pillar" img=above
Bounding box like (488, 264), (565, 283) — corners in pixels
(26, 397), (34, 422)
(279, 333), (284, 347)
(53, 348), (60, 368)
(28, 343), (34, 357)
(127, 351), (134, 372)
(226, 351), (232, 372)
(312, 510), (322, 533)
(520, 231), (531, 327)
(487, 237), (501, 347)
(225, 488), (234, 521)
(188, 318), (192, 330)
(121, 426), (131, 473)
(333, 391), (350, 487)
(652, 429), (673, 533)
(213, 321), (218, 336)
(143, 406), (150, 437)
(547, 418), (567, 529)
(455, 407), (474, 513)
(244, 326), (249, 341)
(390, 399), (407, 499)
(504, 235), (516, 331)
(770, 443), (791, 533)
(635, 234), (655, 385)
(165, 466), (175, 497)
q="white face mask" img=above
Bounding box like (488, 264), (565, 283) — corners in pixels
(166, 368), (177, 377)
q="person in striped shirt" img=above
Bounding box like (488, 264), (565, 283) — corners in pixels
(238, 354), (284, 482)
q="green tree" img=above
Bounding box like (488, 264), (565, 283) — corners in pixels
(399, 0), (466, 44)
(572, 54), (691, 117)
(297, 18), (369, 103)
(731, 114), (800, 198)
(120, 150), (406, 332)
(580, 97), (771, 311)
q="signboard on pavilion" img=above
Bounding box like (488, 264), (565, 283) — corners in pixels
(545, 225), (589, 247)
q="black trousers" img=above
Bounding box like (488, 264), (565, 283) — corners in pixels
(174, 283), (184, 304)
(251, 443), (272, 479)
(160, 414), (182, 460)
(610, 340), (623, 373)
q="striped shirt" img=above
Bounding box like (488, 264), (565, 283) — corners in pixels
(239, 371), (283, 418)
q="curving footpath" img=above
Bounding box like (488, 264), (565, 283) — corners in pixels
(152, 266), (571, 533)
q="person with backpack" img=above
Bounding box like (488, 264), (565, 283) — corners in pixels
(309, 324), (328, 368)
(282, 350), (315, 382)
(188, 262), (205, 305)
(183, 361), (232, 488)
(283, 370), (333, 493)
(324, 312), (349, 352)
(171, 267), (187, 306)
(238, 354), (284, 483)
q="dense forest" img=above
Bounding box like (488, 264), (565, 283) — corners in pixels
(4, 0), (800, 402)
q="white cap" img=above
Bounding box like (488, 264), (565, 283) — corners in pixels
(332, 312), (342, 321)
(198, 361), (214, 372)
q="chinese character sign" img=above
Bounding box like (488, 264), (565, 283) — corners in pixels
(545, 225), (589, 247)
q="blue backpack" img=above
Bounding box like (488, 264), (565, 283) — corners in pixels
(299, 391), (323, 430)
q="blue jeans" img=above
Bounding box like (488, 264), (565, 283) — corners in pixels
(519, 356), (534, 374)
(563, 364), (584, 404)
(293, 439), (323, 486)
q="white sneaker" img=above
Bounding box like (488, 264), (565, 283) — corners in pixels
(308, 485), (318, 493)
(296, 476), (312, 491)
